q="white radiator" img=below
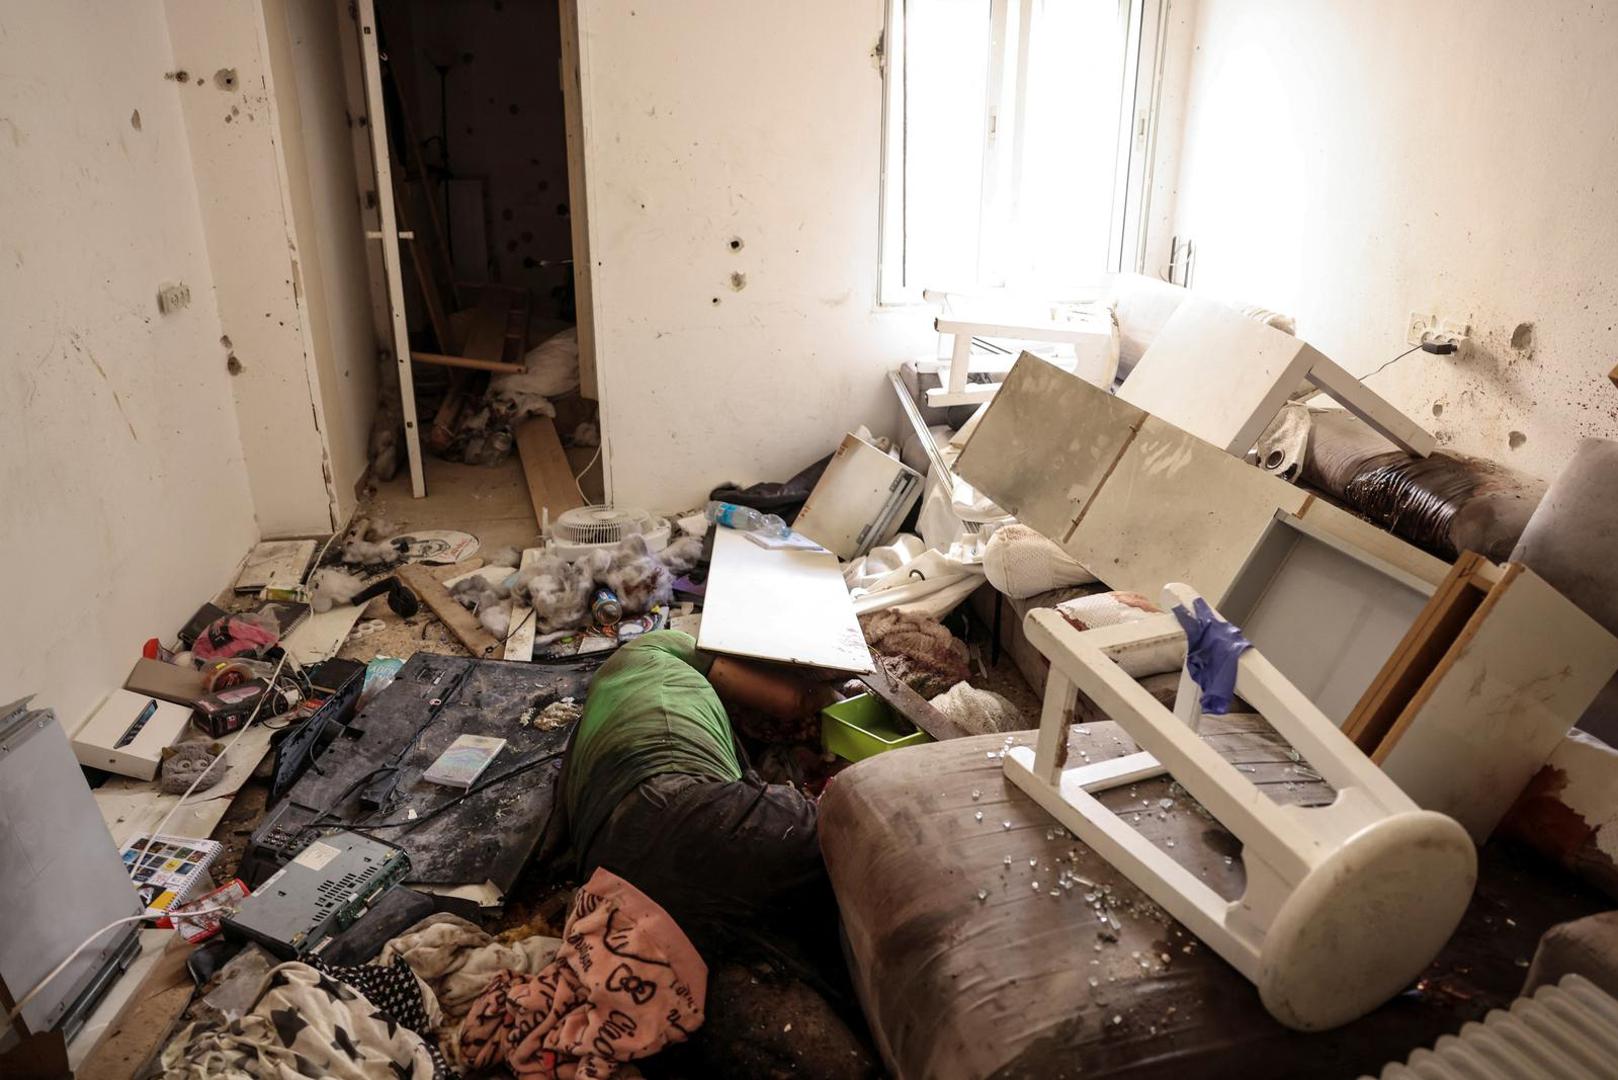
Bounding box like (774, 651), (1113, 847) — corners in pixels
(1373, 974), (1618, 1079)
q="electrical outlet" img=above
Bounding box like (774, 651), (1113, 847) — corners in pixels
(1406, 312), (1435, 347)
(157, 282), (191, 314)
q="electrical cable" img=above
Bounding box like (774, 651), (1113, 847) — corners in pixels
(573, 444), (603, 506)
(351, 748), (566, 834)
(1362, 343), (1423, 381)
(4, 898), (240, 1027)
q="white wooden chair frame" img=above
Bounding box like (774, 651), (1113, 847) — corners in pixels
(929, 315), (1113, 407)
(1005, 584), (1475, 1030)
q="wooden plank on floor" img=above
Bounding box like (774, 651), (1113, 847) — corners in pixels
(699, 527), (873, 673)
(396, 562), (502, 659)
(515, 417), (585, 530)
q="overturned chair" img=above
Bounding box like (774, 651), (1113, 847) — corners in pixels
(1006, 583), (1476, 1031)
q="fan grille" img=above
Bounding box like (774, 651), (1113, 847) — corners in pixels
(552, 506), (659, 546)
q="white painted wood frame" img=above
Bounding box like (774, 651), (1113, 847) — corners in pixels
(1119, 297), (1435, 458)
(1006, 585), (1475, 1031)
(355, 0), (426, 497)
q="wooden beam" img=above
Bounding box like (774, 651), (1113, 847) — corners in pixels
(515, 417), (585, 531)
(426, 369), (470, 452)
(460, 286), (516, 363)
(1342, 551), (1489, 752)
(559, 0), (599, 400)
(395, 562), (503, 658)
(412, 351), (525, 374)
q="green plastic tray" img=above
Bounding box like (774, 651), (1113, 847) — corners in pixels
(821, 693), (933, 761)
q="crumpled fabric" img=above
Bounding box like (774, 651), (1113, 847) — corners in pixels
(928, 682), (1028, 735)
(456, 868), (706, 1080)
(192, 613), (280, 662)
(379, 914), (562, 1065)
(859, 609), (971, 699)
(1171, 597), (1251, 715)
(160, 956), (445, 1079)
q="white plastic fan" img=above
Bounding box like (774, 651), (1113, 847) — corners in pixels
(546, 506), (671, 561)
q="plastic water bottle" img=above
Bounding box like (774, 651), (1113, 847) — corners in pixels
(705, 500), (789, 538)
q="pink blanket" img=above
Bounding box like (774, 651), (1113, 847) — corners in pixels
(458, 868), (707, 1078)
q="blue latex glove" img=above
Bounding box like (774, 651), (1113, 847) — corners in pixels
(1171, 597), (1251, 715)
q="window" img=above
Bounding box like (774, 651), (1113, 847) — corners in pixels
(879, 0), (1165, 303)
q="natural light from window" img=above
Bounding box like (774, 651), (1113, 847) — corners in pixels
(881, 0), (1144, 302)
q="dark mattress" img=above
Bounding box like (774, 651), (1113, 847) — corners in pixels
(818, 722), (1607, 1079)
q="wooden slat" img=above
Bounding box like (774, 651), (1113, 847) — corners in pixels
(412, 351), (525, 374)
(395, 562), (502, 658)
(1342, 551), (1489, 751)
(395, 176), (456, 352)
(559, 0), (598, 400)
(858, 663), (971, 741)
(500, 289), (532, 366)
(515, 417), (585, 530)
(1342, 552), (1490, 751)
(460, 286), (516, 363)
(426, 368), (469, 452)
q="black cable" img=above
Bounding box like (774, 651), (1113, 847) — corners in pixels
(349, 748), (567, 833)
(1362, 343), (1422, 381)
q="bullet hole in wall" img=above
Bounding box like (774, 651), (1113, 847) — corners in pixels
(1511, 322), (1534, 350)
(130, 109), (141, 131)
(1508, 431), (1527, 450)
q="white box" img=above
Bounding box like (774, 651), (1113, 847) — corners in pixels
(72, 689), (191, 780)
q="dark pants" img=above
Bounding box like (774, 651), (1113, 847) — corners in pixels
(579, 773), (840, 982)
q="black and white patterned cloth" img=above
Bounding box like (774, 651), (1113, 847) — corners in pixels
(160, 955), (457, 1079)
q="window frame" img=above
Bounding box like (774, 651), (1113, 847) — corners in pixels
(876, 0), (1169, 306)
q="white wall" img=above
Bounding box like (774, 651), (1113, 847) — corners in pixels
(576, 0), (935, 511)
(0, 2), (258, 730)
(1164, 0), (1618, 483)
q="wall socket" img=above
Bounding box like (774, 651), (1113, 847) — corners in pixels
(157, 282), (191, 314)
(1406, 311), (1471, 350)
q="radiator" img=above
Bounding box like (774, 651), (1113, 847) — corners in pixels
(1374, 974), (1618, 1079)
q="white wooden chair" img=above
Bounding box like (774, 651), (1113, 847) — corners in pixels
(1004, 583), (1476, 1031)
(922, 288), (1117, 407)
